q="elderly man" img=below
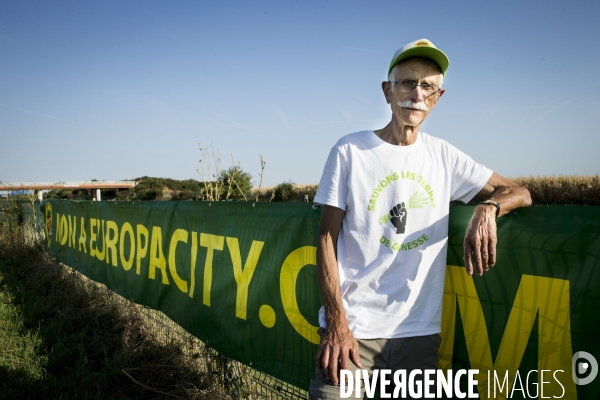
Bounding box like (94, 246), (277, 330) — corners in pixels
(309, 39), (531, 399)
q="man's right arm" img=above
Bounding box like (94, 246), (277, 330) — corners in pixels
(315, 205), (362, 385)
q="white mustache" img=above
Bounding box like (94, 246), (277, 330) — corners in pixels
(397, 100), (429, 111)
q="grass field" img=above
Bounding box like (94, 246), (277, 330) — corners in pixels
(0, 223), (235, 399)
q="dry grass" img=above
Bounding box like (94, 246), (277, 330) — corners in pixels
(251, 184), (319, 203)
(512, 175), (600, 205)
(252, 176), (600, 205)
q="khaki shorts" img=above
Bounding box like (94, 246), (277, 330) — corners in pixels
(308, 330), (442, 400)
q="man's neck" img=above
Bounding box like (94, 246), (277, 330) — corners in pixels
(374, 120), (421, 146)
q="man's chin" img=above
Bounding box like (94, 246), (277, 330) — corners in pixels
(398, 111), (427, 127)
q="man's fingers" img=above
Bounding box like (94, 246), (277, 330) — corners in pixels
(319, 346), (330, 374)
(338, 350), (350, 384)
(315, 346), (324, 370)
(464, 242), (473, 275)
(317, 331), (361, 385)
(489, 236), (497, 266)
(339, 348), (349, 371)
(464, 207), (500, 275)
(480, 234), (489, 269)
(472, 238), (483, 276)
(488, 218), (497, 267)
(350, 347), (363, 369)
(329, 349), (340, 385)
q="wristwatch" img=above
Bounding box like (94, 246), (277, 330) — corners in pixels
(480, 199), (500, 217)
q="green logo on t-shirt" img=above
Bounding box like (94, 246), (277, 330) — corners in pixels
(367, 171), (436, 212)
(367, 171), (437, 252)
(378, 191), (430, 233)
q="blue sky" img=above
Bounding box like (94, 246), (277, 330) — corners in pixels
(1, 0), (599, 188)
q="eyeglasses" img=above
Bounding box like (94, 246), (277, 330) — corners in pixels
(390, 80), (440, 96)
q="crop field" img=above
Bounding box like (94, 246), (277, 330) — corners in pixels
(512, 175), (600, 205)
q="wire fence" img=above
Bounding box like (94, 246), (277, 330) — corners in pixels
(19, 201), (309, 399)
(138, 304), (309, 399)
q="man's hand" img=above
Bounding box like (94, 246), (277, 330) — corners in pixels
(315, 324), (363, 386)
(463, 172), (532, 276)
(316, 205), (363, 385)
(463, 204), (497, 276)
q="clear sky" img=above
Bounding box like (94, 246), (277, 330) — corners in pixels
(1, 0), (599, 188)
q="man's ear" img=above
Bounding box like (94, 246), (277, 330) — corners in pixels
(382, 81), (392, 104)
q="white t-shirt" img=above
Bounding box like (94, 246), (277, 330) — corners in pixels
(314, 130), (492, 339)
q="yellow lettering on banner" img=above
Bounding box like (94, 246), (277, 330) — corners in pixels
(280, 246), (319, 344)
(55, 213), (62, 244)
(95, 220), (106, 261)
(78, 217), (87, 253)
(441, 266), (576, 399)
(90, 218), (97, 257)
(226, 237), (264, 320)
(136, 224), (149, 275)
(68, 215), (76, 248)
(119, 222), (135, 271)
(149, 226), (169, 285)
(60, 214), (68, 246)
(168, 229), (189, 293)
(189, 232), (198, 298)
(105, 221), (118, 267)
(54, 212), (60, 243)
(200, 233), (225, 307)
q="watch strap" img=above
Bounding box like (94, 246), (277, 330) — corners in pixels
(480, 199), (500, 217)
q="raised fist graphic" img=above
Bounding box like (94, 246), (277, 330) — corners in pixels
(389, 202), (407, 234)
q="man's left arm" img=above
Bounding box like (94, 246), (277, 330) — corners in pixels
(463, 172), (532, 276)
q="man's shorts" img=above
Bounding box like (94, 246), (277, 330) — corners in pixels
(308, 330), (442, 400)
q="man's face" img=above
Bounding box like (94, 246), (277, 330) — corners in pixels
(382, 58), (445, 128)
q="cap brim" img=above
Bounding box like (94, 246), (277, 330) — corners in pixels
(388, 47), (449, 76)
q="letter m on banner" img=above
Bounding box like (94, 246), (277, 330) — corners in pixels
(440, 265), (577, 399)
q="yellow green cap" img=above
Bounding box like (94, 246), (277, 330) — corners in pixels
(388, 38), (449, 76)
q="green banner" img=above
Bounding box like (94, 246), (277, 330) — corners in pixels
(41, 200), (323, 390)
(443, 206), (600, 399)
(40, 201), (600, 399)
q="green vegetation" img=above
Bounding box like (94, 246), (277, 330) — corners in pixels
(45, 188), (91, 200)
(43, 172), (255, 202)
(0, 224), (233, 399)
(38, 173), (600, 205)
(1, 198), (23, 224)
(133, 176), (205, 201)
(274, 181), (295, 202)
(219, 166), (253, 201)
(0, 279), (47, 383)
